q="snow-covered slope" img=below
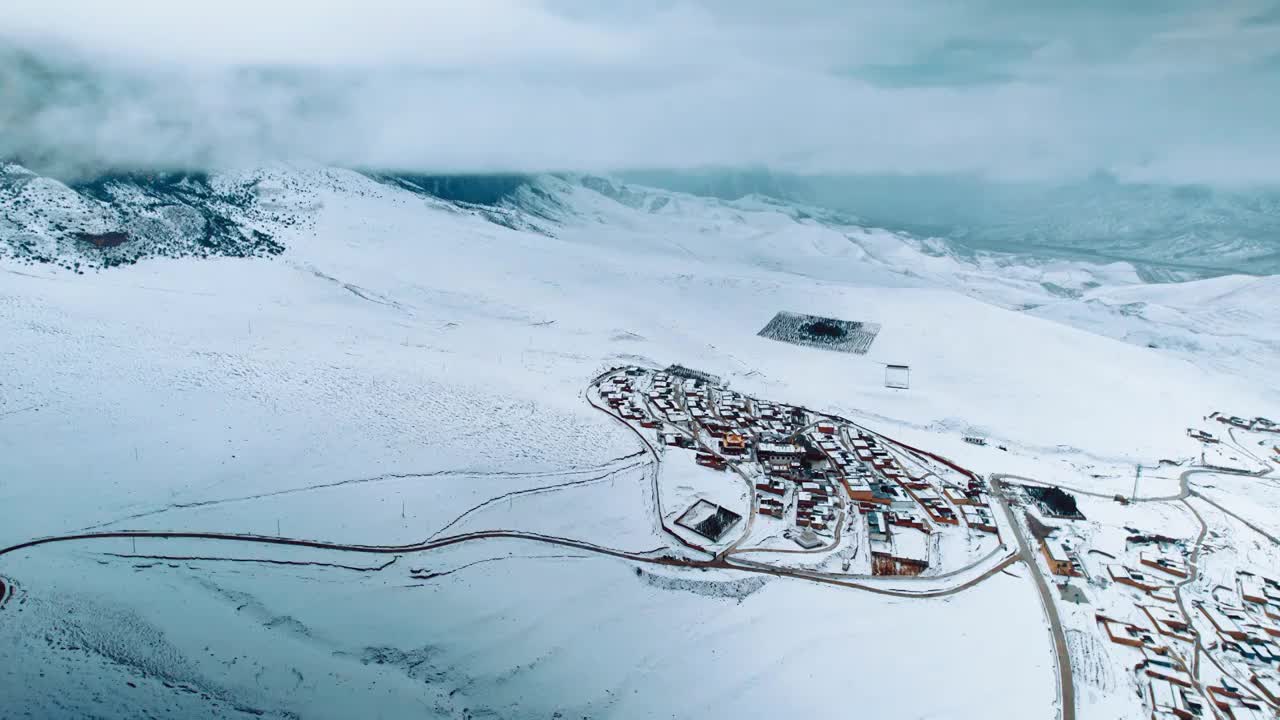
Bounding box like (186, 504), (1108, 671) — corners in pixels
(0, 163), (285, 269)
(2, 165), (1274, 530)
(798, 173), (1280, 279)
(1028, 273), (1280, 380)
(1, 165), (1276, 719)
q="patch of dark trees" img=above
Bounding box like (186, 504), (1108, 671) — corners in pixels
(1126, 533), (1183, 547)
(694, 508), (740, 541)
(802, 319), (847, 339)
(1024, 485), (1084, 519)
(74, 231), (128, 248)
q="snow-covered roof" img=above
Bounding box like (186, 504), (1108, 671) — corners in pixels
(1044, 539), (1072, 563)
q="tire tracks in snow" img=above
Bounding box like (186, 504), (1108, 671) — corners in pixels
(79, 451), (647, 532)
(101, 553), (401, 573)
(426, 459), (650, 541)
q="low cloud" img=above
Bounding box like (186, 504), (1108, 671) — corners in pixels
(4, 0), (1280, 184)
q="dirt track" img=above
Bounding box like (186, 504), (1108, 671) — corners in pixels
(991, 476), (1075, 720)
(0, 368), (1028, 613)
(0, 522), (1028, 600)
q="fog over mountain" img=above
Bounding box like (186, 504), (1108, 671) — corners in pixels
(623, 170), (1280, 278)
(3, 2), (1279, 275)
(5, 0), (1280, 185)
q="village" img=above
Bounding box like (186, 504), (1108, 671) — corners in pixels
(591, 365), (1004, 578)
(1006, 416), (1280, 720)
(1211, 414), (1280, 436)
(593, 367), (1280, 720)
(1082, 533), (1280, 720)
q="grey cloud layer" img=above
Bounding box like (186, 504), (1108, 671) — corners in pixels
(4, 0), (1279, 182)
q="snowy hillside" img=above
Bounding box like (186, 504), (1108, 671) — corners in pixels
(1, 165), (1278, 719)
(794, 173), (1280, 280)
(0, 164), (286, 269)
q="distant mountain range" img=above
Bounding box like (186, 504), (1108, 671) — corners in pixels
(4, 164), (1277, 282)
(630, 170), (1280, 280)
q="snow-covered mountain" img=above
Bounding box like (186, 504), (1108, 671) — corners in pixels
(0, 163), (286, 269)
(1, 164), (1277, 719)
(784, 173), (1280, 281)
(3, 160), (1276, 432)
(3, 162), (1276, 399)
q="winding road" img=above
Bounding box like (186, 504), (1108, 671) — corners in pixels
(0, 524), (1026, 600)
(0, 369), (1031, 612)
(990, 475), (1075, 720)
(5, 365), (1272, 720)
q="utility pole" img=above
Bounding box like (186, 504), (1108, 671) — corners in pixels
(1131, 464), (1142, 502)
(276, 518), (281, 536)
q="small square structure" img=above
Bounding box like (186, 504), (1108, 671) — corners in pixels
(793, 528), (824, 549)
(885, 364), (910, 390)
(675, 499), (743, 542)
(757, 311), (881, 355)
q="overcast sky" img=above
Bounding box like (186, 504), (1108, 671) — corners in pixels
(3, 0), (1279, 183)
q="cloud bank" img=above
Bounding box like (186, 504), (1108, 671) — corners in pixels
(4, 0), (1280, 183)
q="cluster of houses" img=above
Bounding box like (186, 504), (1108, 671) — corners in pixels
(1095, 610), (1205, 718)
(822, 426), (998, 574)
(999, 416), (1280, 718)
(1211, 413), (1279, 434)
(598, 371), (647, 421)
(1108, 559), (1182, 600)
(840, 430), (995, 534)
(793, 480), (840, 532)
(1072, 546), (1190, 604)
(1195, 573), (1280, 670)
(1095, 603), (1276, 719)
(596, 365), (1001, 568)
(1035, 488), (1280, 719)
(753, 430), (840, 532)
(1186, 428), (1220, 444)
(1090, 547), (1280, 718)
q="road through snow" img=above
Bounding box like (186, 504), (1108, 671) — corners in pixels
(991, 475), (1075, 720)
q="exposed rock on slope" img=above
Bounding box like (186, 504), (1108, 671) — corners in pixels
(0, 164), (284, 270)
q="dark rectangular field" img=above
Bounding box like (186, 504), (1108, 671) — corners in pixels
(675, 499), (743, 542)
(1022, 485), (1086, 520)
(758, 311), (881, 355)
